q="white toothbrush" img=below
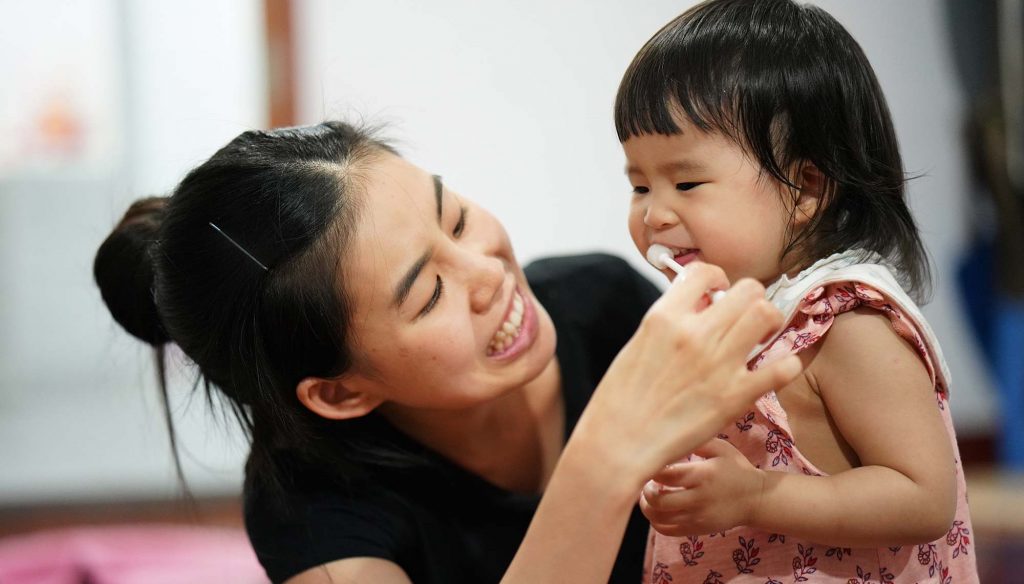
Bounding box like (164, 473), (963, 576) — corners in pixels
(645, 244), (727, 303)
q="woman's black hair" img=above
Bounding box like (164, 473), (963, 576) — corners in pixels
(94, 121), (424, 499)
(615, 0), (931, 300)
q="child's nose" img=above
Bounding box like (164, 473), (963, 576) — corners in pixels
(643, 191), (679, 229)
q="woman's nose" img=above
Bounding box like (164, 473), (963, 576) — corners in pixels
(643, 190), (679, 229)
(462, 248), (505, 314)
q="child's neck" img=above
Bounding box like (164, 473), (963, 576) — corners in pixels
(768, 248), (862, 287)
(759, 250), (828, 288)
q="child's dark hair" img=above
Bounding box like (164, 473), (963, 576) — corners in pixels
(94, 122), (428, 499)
(615, 0), (931, 300)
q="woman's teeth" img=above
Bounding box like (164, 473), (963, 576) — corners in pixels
(488, 291), (524, 355)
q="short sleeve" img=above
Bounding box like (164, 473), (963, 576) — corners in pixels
(245, 481), (413, 583)
(751, 281), (939, 390)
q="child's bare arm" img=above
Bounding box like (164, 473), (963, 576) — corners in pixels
(750, 307), (956, 545)
(641, 307), (957, 547)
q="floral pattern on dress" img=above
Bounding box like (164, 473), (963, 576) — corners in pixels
(750, 283), (938, 388)
(642, 274), (979, 584)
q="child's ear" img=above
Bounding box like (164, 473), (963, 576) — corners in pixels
(793, 162), (825, 226)
(296, 376), (384, 421)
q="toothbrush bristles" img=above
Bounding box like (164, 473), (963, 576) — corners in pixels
(646, 244), (724, 304)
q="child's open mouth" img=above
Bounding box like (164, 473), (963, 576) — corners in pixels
(672, 248), (700, 267)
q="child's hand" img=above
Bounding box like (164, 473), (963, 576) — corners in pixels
(640, 438), (764, 537)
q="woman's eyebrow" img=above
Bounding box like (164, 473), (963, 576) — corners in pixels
(433, 174), (443, 221)
(393, 249), (433, 308)
(392, 175), (444, 309)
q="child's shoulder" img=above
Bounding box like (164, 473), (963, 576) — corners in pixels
(809, 301), (933, 395)
(814, 304), (911, 365)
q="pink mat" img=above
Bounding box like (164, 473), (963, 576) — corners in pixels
(0, 525), (268, 584)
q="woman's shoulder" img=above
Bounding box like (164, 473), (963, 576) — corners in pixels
(525, 252), (638, 284)
(244, 471), (416, 583)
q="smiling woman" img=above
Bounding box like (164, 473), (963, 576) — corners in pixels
(93, 120), (799, 584)
(316, 155), (558, 415)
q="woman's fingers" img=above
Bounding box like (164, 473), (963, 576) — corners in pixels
(690, 437), (741, 461)
(639, 263), (733, 358)
(585, 261), (800, 483)
(729, 354), (802, 406)
(658, 262), (731, 312)
(699, 278), (776, 348)
(718, 301), (784, 361)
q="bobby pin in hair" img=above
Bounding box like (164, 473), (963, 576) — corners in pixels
(208, 222), (269, 272)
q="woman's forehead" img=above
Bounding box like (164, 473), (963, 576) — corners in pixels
(343, 155), (438, 310)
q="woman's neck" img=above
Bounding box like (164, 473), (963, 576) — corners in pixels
(379, 358), (563, 494)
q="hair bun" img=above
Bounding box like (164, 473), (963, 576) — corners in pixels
(94, 196), (171, 347)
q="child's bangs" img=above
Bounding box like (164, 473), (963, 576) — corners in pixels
(614, 48), (740, 144)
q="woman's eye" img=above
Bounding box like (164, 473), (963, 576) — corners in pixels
(453, 205), (467, 238)
(677, 182), (702, 191)
(632, 186), (650, 195)
(418, 275), (444, 317)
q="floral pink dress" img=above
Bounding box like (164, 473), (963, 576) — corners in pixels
(643, 252), (978, 583)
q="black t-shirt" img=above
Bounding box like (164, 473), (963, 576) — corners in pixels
(245, 254), (662, 583)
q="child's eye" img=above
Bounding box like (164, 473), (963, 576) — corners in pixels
(632, 186), (650, 195)
(677, 182), (702, 191)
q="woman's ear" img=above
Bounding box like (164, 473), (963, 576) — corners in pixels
(295, 376), (384, 420)
(793, 162), (825, 226)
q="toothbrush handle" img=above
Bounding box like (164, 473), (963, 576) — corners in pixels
(661, 255), (688, 277)
(660, 254), (726, 304)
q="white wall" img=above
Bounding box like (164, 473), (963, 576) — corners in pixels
(0, 0), (265, 503)
(0, 0), (995, 504)
(295, 0), (995, 431)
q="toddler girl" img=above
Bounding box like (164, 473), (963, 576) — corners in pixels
(615, 1), (979, 582)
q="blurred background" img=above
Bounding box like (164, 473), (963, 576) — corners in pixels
(0, 0), (1020, 581)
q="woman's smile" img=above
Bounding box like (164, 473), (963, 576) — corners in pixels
(487, 287), (540, 360)
(338, 151), (558, 410)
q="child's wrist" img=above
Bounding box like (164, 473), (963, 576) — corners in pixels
(744, 468), (769, 528)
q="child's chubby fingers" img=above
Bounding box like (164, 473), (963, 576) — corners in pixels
(640, 484), (695, 519)
(642, 441), (766, 535)
(640, 463), (704, 511)
(639, 478), (702, 532)
(641, 440), (743, 503)
(648, 460), (703, 490)
(649, 517), (702, 538)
